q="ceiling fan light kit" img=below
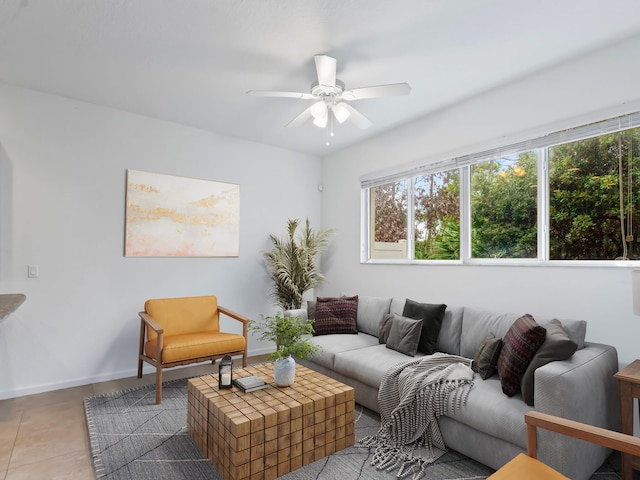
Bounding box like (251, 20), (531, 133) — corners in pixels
(246, 54), (411, 144)
(310, 100), (327, 119)
(332, 102), (351, 124)
(313, 113), (328, 128)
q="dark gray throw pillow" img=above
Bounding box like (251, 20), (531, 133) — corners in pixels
(520, 319), (578, 406)
(379, 313), (394, 344)
(385, 315), (423, 357)
(402, 299), (447, 354)
(472, 333), (503, 380)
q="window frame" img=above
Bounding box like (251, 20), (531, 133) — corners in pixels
(361, 112), (640, 267)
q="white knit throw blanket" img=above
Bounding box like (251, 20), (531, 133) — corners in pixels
(358, 352), (474, 480)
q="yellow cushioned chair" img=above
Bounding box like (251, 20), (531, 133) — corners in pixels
(488, 410), (640, 479)
(137, 295), (249, 403)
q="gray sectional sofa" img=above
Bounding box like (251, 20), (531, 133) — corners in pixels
(287, 295), (619, 480)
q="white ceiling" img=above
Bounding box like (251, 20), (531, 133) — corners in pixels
(2, 0), (640, 157)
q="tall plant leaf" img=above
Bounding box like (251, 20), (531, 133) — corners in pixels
(264, 218), (334, 310)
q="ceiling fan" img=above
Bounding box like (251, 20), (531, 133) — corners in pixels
(246, 55), (411, 140)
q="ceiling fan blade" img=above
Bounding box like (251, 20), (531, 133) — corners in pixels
(341, 104), (373, 129)
(314, 55), (336, 87)
(246, 90), (315, 100)
(286, 106), (313, 128)
(342, 83), (411, 100)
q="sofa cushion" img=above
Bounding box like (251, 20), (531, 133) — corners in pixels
(333, 344), (425, 389)
(402, 298), (447, 354)
(307, 332), (379, 370)
(437, 306), (464, 355)
(307, 300), (316, 320)
(390, 297), (406, 316)
(472, 333), (503, 380)
(313, 296), (358, 335)
(497, 314), (547, 397)
(342, 294), (392, 337)
(460, 308), (523, 359)
(520, 319), (577, 406)
(385, 315), (423, 357)
(446, 375), (530, 449)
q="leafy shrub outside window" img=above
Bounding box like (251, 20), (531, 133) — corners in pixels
(364, 114), (640, 263)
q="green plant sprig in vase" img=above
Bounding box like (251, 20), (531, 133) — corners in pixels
(250, 313), (320, 387)
(249, 313), (319, 361)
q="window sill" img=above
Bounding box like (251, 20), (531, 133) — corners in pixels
(361, 258), (640, 268)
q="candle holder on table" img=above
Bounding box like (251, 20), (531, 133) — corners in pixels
(218, 355), (233, 389)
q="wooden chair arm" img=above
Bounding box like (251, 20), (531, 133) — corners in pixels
(139, 311), (164, 334)
(218, 306), (249, 339)
(525, 410), (640, 458)
(219, 306), (250, 324)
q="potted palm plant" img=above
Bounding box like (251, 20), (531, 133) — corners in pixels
(264, 218), (334, 311)
(249, 313), (319, 386)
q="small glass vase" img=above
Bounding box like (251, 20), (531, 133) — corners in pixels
(273, 355), (296, 387)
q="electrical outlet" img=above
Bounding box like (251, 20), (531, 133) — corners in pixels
(28, 265), (39, 278)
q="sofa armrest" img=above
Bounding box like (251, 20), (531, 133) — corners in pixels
(534, 342), (619, 427)
(532, 342), (619, 479)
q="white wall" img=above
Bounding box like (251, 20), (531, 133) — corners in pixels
(320, 34), (640, 368)
(3, 34), (640, 401)
(0, 84), (322, 399)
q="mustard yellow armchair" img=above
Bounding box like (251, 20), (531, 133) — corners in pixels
(488, 410), (640, 479)
(137, 295), (249, 403)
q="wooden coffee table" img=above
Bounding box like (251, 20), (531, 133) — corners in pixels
(187, 363), (356, 480)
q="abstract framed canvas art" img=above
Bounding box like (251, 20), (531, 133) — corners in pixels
(125, 169), (240, 257)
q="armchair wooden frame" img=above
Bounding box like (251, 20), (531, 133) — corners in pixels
(137, 305), (249, 404)
(488, 410), (640, 479)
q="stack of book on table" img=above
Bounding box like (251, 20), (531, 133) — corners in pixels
(233, 375), (268, 392)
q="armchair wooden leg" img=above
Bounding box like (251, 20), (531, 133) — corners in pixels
(138, 318), (146, 379)
(155, 366), (163, 404)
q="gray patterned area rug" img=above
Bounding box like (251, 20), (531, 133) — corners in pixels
(84, 377), (621, 480)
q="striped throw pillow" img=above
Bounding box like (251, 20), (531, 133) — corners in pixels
(497, 314), (546, 397)
(313, 296), (359, 335)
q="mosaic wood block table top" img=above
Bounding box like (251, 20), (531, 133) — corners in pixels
(187, 363), (356, 480)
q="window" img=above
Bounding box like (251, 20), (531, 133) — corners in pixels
(549, 128), (640, 260)
(361, 112), (640, 264)
(414, 169), (460, 260)
(471, 153), (538, 259)
(369, 180), (407, 259)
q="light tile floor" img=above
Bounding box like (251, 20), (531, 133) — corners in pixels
(5, 356), (627, 480)
(0, 355), (269, 480)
